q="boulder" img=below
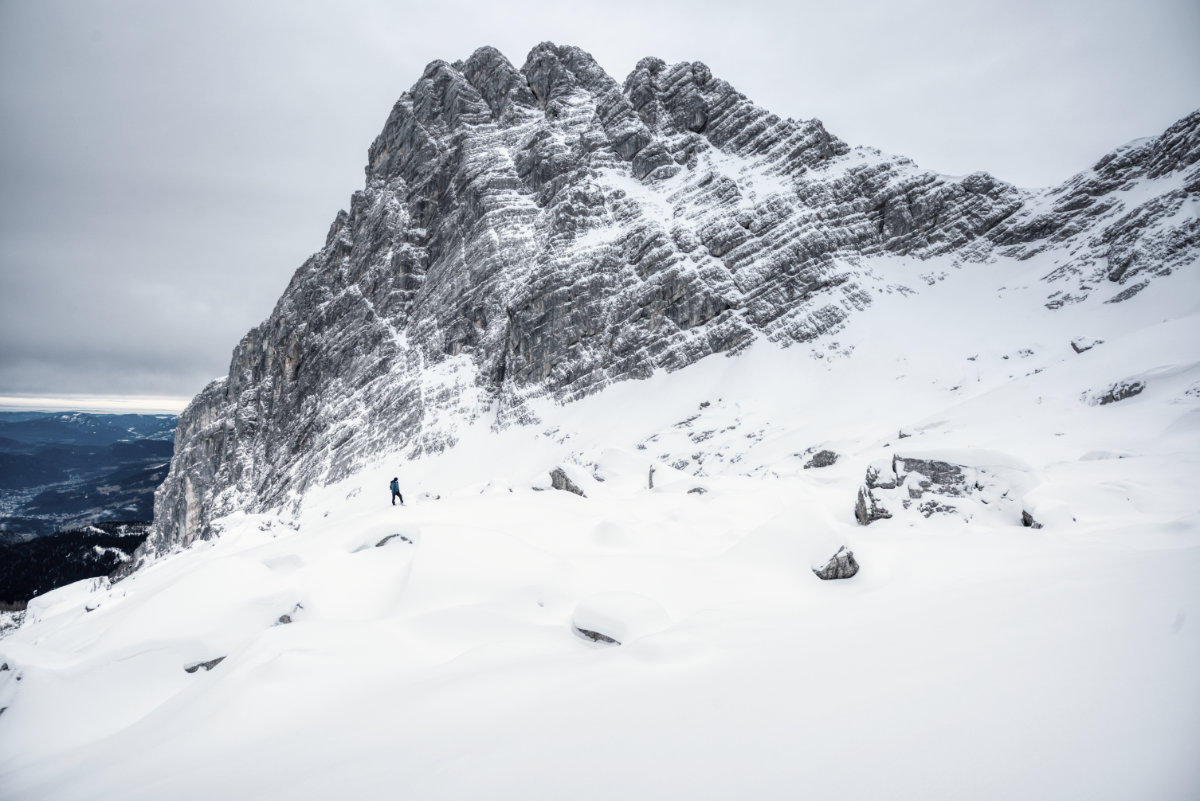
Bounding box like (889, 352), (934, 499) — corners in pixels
(855, 485), (893, 525)
(1070, 336), (1103, 354)
(812, 546), (859, 580)
(550, 467), (586, 497)
(803, 449), (839, 469)
(1092, 380), (1145, 405)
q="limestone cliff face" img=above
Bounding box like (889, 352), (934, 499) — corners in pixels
(144, 43), (1199, 556)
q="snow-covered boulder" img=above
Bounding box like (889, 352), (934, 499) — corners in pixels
(571, 592), (672, 646)
(1087, 380), (1146, 406)
(812, 546), (859, 580)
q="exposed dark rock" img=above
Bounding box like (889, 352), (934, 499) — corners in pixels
(184, 657), (226, 674)
(895, 457), (970, 497)
(375, 533), (413, 547)
(916, 499), (957, 517)
(1105, 281), (1149, 304)
(687, 486), (707, 494)
(550, 467), (586, 497)
(1070, 336), (1103, 354)
(856, 455), (974, 525)
(855, 485), (893, 525)
(275, 603), (304, 625)
(812, 546), (859, 580)
(803, 449), (839, 469)
(1094, 380), (1146, 405)
(1021, 510), (1044, 529)
(574, 626), (620, 645)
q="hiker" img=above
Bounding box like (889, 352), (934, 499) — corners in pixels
(389, 477), (404, 506)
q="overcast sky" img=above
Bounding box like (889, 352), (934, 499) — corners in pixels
(1, 0), (1197, 412)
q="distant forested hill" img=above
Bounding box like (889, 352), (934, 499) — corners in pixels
(0, 521), (150, 604)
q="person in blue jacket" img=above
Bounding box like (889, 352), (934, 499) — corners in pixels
(389, 477), (404, 506)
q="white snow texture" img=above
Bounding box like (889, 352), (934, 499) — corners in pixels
(1, 241), (1198, 800)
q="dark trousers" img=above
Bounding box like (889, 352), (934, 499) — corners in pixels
(392, 490), (404, 505)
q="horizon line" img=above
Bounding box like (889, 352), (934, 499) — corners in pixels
(0, 394), (191, 415)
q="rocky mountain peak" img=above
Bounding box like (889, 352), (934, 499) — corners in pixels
(142, 43), (1198, 558)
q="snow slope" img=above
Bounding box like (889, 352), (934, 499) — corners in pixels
(1, 253), (1198, 800)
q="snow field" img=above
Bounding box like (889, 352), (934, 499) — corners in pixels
(1, 253), (1198, 799)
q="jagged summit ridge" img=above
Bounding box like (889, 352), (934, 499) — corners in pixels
(145, 42), (1199, 556)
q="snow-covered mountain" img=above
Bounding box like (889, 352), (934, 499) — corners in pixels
(146, 43), (1198, 554)
(0, 44), (1197, 800)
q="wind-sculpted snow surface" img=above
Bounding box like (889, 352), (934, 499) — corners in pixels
(3, 255), (1199, 799)
(148, 42), (1200, 554)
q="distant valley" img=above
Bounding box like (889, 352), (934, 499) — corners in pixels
(0, 412), (176, 540)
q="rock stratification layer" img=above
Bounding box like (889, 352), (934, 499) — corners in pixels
(147, 43), (1199, 555)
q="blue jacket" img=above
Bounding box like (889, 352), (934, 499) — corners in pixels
(389, 479), (399, 493)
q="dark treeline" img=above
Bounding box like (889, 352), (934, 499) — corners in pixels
(0, 521), (149, 605)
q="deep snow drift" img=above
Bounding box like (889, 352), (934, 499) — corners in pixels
(1, 252), (1198, 800)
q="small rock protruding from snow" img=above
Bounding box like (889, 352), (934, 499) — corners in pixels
(276, 603), (305, 625)
(803, 449), (840, 469)
(576, 627), (620, 645)
(1070, 336), (1104, 354)
(812, 546), (859, 580)
(550, 467), (586, 497)
(375, 533), (414, 547)
(855, 485), (893, 525)
(1021, 510), (1044, 530)
(183, 656), (226, 674)
(572, 592), (671, 646)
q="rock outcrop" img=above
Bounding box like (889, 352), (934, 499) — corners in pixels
(1090, 380), (1146, 406)
(143, 43), (1199, 557)
(812, 546), (859, 580)
(550, 467), (586, 497)
(855, 454), (1033, 526)
(803, 449), (839, 469)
